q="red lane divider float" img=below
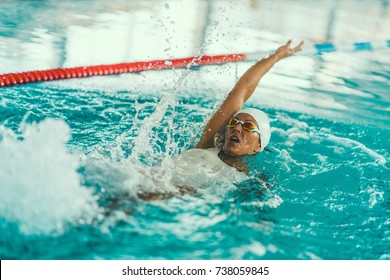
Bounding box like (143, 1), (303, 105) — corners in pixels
(0, 54), (246, 87)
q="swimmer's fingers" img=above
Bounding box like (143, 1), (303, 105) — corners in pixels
(275, 40), (304, 60)
(286, 40), (304, 55)
(291, 40), (304, 54)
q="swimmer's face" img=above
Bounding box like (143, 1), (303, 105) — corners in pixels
(223, 113), (261, 156)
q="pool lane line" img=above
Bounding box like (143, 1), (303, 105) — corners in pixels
(1, 40), (389, 88)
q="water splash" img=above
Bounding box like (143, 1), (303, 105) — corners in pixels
(129, 91), (176, 165)
(127, 66), (201, 166)
(0, 119), (100, 235)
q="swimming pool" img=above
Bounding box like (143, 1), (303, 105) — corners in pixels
(0, 0), (389, 260)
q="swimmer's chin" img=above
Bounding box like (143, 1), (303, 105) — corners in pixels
(222, 145), (246, 157)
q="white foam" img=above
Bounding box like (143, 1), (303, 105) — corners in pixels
(230, 240), (267, 258)
(380, 254), (390, 260)
(0, 119), (100, 235)
(359, 186), (385, 209)
(327, 134), (387, 165)
(241, 194), (283, 209)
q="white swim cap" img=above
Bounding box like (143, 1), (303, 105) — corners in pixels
(234, 108), (271, 151)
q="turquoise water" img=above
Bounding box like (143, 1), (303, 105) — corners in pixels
(0, 0), (389, 260)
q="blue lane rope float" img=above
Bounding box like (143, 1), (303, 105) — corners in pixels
(1, 40), (389, 87)
(315, 40), (389, 53)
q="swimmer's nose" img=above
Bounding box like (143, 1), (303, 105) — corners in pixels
(232, 124), (243, 134)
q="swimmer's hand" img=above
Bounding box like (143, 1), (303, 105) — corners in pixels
(274, 40), (304, 61)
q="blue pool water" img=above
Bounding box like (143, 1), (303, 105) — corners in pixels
(0, 0), (389, 260)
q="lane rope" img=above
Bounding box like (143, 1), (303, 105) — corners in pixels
(1, 40), (389, 88)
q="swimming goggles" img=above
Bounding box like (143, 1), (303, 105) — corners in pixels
(227, 118), (260, 134)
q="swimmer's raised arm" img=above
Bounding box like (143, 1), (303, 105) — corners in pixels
(196, 40), (304, 149)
